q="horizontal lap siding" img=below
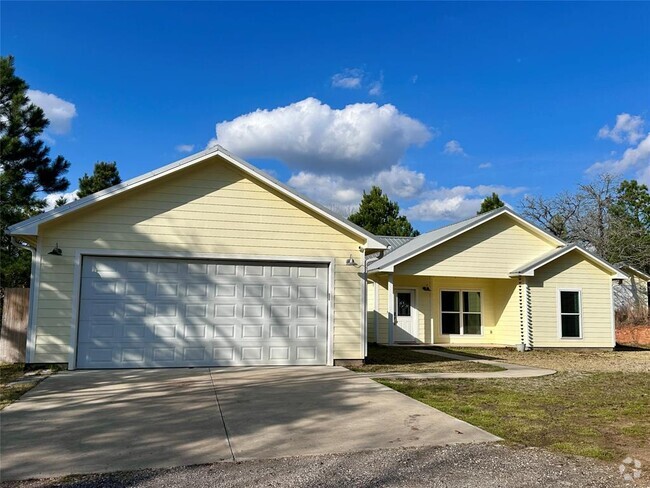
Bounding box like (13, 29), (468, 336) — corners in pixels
(528, 253), (614, 347)
(430, 277), (519, 345)
(396, 215), (556, 278)
(370, 275), (519, 345)
(33, 156), (365, 362)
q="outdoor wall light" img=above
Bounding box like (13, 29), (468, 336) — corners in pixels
(48, 243), (62, 256)
(345, 255), (357, 266)
(422, 286), (431, 292)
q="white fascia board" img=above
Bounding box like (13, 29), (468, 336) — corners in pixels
(7, 145), (386, 250)
(509, 244), (627, 280)
(621, 265), (650, 282)
(370, 207), (564, 272)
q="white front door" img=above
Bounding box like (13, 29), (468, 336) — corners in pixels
(394, 290), (416, 343)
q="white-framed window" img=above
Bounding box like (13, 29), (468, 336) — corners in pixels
(440, 290), (482, 335)
(558, 289), (582, 338)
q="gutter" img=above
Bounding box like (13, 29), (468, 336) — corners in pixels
(11, 236), (36, 255)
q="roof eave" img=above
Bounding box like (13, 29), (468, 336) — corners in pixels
(6, 146), (387, 250)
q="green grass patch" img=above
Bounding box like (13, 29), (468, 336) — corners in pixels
(0, 362), (61, 410)
(350, 344), (505, 374)
(379, 372), (650, 463)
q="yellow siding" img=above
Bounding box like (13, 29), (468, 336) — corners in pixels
(367, 281), (376, 343)
(396, 214), (557, 278)
(33, 155), (366, 362)
(369, 275), (520, 345)
(528, 252), (614, 348)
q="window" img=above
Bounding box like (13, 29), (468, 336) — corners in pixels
(397, 292), (412, 316)
(559, 290), (581, 338)
(441, 290), (482, 335)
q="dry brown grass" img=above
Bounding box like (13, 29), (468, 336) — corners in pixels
(443, 347), (650, 373)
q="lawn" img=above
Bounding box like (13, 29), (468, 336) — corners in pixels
(0, 363), (60, 410)
(0, 363), (33, 410)
(379, 348), (650, 464)
(349, 344), (505, 374)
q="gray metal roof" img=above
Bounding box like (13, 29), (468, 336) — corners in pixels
(368, 207), (566, 273)
(509, 245), (574, 276)
(509, 243), (627, 279)
(376, 235), (415, 254)
(7, 145), (386, 250)
(617, 264), (650, 281)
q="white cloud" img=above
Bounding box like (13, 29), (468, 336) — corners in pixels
(405, 184), (525, 222)
(44, 190), (79, 210)
(368, 71), (384, 96)
(331, 68), (364, 89)
(443, 140), (467, 156)
(588, 133), (650, 181)
(597, 113), (645, 145)
(406, 196), (482, 222)
(175, 144), (195, 153)
(27, 90), (77, 135)
(637, 164), (650, 186)
(478, 162), (492, 169)
(411, 75), (418, 84)
(209, 97), (433, 174)
(288, 165), (426, 207)
(368, 81), (383, 96)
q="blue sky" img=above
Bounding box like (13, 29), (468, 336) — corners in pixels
(3, 2), (649, 231)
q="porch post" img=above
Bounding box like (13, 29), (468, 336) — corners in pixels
(388, 272), (395, 344)
(518, 276), (533, 351)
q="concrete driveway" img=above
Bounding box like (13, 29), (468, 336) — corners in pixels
(0, 367), (499, 481)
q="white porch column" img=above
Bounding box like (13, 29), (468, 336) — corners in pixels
(518, 276), (533, 350)
(388, 272), (395, 344)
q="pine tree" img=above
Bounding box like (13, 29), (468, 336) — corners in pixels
(77, 161), (121, 198)
(348, 186), (420, 237)
(1, 55), (71, 288)
(478, 192), (505, 214)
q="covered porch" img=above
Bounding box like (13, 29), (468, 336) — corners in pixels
(367, 273), (529, 348)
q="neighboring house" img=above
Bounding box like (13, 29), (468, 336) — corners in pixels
(8, 147), (628, 370)
(367, 208), (626, 349)
(7, 146), (386, 369)
(613, 264), (650, 318)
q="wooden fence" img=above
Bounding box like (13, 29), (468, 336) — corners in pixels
(0, 288), (30, 363)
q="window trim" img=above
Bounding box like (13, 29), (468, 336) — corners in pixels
(557, 288), (583, 340)
(439, 289), (484, 336)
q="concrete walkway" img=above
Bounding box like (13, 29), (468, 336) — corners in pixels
(358, 349), (556, 379)
(1, 366), (499, 481)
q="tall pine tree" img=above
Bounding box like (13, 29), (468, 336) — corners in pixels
(477, 192), (505, 214)
(1, 55), (71, 288)
(77, 161), (121, 198)
(349, 186), (419, 237)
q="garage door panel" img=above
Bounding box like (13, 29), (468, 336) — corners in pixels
(77, 257), (328, 368)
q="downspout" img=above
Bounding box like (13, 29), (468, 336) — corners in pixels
(362, 253), (381, 357)
(11, 236), (36, 255)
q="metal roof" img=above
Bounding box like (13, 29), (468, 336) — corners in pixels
(376, 235), (415, 254)
(7, 145), (386, 250)
(509, 243), (627, 279)
(368, 207), (561, 272)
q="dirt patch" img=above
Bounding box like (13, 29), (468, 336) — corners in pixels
(444, 347), (650, 373)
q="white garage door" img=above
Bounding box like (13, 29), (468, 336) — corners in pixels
(76, 256), (329, 368)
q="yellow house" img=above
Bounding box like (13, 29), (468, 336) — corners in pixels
(367, 208), (626, 349)
(8, 146), (627, 370)
(8, 146), (385, 369)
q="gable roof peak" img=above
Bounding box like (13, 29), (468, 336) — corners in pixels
(7, 146), (386, 249)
